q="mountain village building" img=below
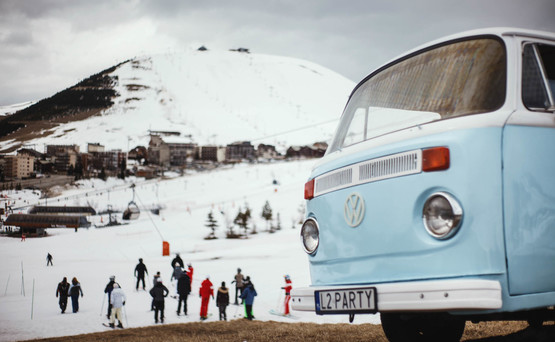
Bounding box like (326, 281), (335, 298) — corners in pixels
(3, 154), (34, 180)
(226, 141), (255, 162)
(197, 145), (226, 162)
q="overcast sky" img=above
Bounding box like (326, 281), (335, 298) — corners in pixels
(0, 0), (554, 106)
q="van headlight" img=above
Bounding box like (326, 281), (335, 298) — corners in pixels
(301, 218), (319, 254)
(422, 192), (463, 239)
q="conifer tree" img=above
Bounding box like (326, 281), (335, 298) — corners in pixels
(205, 211), (219, 239)
(234, 209), (249, 238)
(261, 201), (273, 231)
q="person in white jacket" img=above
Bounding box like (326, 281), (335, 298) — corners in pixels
(109, 283), (126, 328)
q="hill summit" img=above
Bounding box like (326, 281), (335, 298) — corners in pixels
(0, 48), (354, 153)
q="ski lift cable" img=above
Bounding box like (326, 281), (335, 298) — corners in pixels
(249, 118), (339, 142)
(133, 191), (165, 241)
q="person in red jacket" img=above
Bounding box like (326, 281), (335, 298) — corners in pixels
(282, 275), (293, 316)
(187, 263), (194, 286)
(199, 275), (214, 320)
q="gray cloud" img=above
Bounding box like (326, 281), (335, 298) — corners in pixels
(0, 0), (554, 105)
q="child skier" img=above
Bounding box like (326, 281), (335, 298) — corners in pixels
(281, 275), (293, 316)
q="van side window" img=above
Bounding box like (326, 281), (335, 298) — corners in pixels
(328, 38), (506, 153)
(522, 43), (555, 111)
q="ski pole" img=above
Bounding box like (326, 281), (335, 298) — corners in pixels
(100, 293), (106, 316)
(4, 274), (10, 296)
(123, 304), (129, 327)
(232, 301), (241, 318)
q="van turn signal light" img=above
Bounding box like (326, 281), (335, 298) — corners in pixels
(304, 179), (315, 200)
(423, 147), (450, 172)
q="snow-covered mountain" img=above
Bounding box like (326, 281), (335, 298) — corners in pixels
(0, 48), (354, 153)
(0, 101), (35, 117)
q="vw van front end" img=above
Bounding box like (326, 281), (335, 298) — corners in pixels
(292, 28), (555, 341)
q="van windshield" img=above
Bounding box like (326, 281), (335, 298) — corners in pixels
(328, 38), (506, 153)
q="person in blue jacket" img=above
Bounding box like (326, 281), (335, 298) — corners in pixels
(240, 279), (257, 320)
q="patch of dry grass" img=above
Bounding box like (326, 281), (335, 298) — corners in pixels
(25, 320), (555, 342)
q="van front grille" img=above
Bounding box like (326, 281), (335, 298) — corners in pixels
(313, 149), (422, 197)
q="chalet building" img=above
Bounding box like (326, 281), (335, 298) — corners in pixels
(198, 146), (226, 162)
(226, 141), (255, 162)
(128, 146), (148, 162)
(3, 154), (35, 179)
(286, 143), (327, 159)
(256, 144), (279, 159)
(135, 166), (157, 179)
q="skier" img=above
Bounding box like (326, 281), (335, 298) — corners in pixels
(109, 283), (126, 328)
(153, 271), (161, 286)
(46, 253), (53, 266)
(199, 275), (214, 320)
(240, 279), (257, 320)
(281, 275), (293, 316)
(134, 258), (148, 290)
(151, 271), (161, 310)
(55, 277), (70, 313)
(216, 281), (230, 321)
(171, 266), (183, 297)
(171, 266), (183, 282)
(186, 263), (194, 286)
(150, 278), (169, 323)
(69, 277), (84, 313)
(231, 268), (245, 305)
(171, 253), (184, 269)
(104, 276), (116, 319)
(176, 270), (191, 316)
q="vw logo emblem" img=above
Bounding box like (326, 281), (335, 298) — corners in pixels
(344, 192), (365, 227)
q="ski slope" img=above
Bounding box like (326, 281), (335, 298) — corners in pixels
(0, 160), (380, 341)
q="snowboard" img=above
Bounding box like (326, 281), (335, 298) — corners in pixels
(269, 309), (298, 319)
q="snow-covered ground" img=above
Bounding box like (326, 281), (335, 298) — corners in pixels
(0, 160), (380, 342)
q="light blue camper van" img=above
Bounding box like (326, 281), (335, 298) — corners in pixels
(292, 28), (555, 341)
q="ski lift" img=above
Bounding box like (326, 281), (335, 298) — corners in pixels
(123, 184), (140, 220)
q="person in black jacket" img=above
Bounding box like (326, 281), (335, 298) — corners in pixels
(171, 253), (184, 269)
(104, 276), (116, 319)
(69, 277), (84, 313)
(55, 277), (70, 313)
(134, 258), (148, 290)
(149, 278), (169, 323)
(216, 281), (230, 321)
(176, 271), (191, 316)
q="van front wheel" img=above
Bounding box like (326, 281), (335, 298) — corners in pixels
(380, 313), (466, 342)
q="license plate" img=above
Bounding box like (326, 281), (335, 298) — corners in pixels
(315, 287), (377, 314)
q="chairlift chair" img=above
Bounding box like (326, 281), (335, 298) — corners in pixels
(122, 184), (140, 220)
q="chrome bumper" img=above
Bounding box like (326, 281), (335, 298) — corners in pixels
(292, 279), (502, 313)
